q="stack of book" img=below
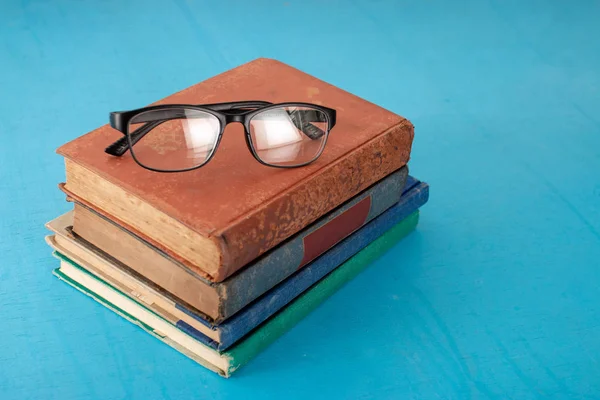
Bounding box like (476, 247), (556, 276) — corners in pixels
(44, 58), (430, 377)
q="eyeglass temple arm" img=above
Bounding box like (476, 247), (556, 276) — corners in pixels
(105, 101), (331, 157)
(105, 118), (163, 156)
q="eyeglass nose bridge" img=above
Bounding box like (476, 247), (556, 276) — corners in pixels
(224, 113), (246, 124)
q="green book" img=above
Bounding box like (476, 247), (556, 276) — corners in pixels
(52, 211), (419, 377)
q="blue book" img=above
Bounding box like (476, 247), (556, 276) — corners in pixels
(47, 175), (429, 351)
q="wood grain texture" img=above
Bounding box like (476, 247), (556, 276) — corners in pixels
(1, 0), (600, 399)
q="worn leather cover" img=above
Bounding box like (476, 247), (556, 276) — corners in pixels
(61, 167), (407, 323)
(193, 177), (429, 351)
(57, 57), (414, 282)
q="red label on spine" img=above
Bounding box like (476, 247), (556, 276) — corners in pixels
(298, 196), (372, 269)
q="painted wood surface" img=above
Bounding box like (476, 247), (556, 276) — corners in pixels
(1, 1), (599, 398)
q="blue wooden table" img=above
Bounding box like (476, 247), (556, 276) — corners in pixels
(1, 1), (599, 398)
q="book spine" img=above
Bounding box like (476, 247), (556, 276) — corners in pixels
(52, 210), (420, 378)
(216, 179), (429, 350)
(218, 166), (409, 321)
(217, 120), (414, 281)
(226, 210), (420, 376)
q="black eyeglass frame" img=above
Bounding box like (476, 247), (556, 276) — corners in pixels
(106, 100), (337, 173)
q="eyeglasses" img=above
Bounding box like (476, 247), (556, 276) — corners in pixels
(105, 100), (336, 172)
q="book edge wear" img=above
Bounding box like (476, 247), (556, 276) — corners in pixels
(55, 166), (409, 322)
(45, 177), (429, 351)
(214, 180), (429, 349)
(59, 122), (412, 283)
(51, 211), (420, 378)
(55, 57), (414, 282)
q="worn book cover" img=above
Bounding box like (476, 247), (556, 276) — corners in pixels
(47, 177), (429, 350)
(50, 167), (408, 323)
(57, 57), (414, 282)
(51, 210), (421, 378)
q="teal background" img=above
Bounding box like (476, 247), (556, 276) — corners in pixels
(1, 1), (599, 398)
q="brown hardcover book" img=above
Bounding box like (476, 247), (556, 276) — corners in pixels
(55, 167), (407, 323)
(57, 58), (414, 282)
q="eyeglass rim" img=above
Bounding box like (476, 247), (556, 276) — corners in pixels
(112, 101), (336, 173)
